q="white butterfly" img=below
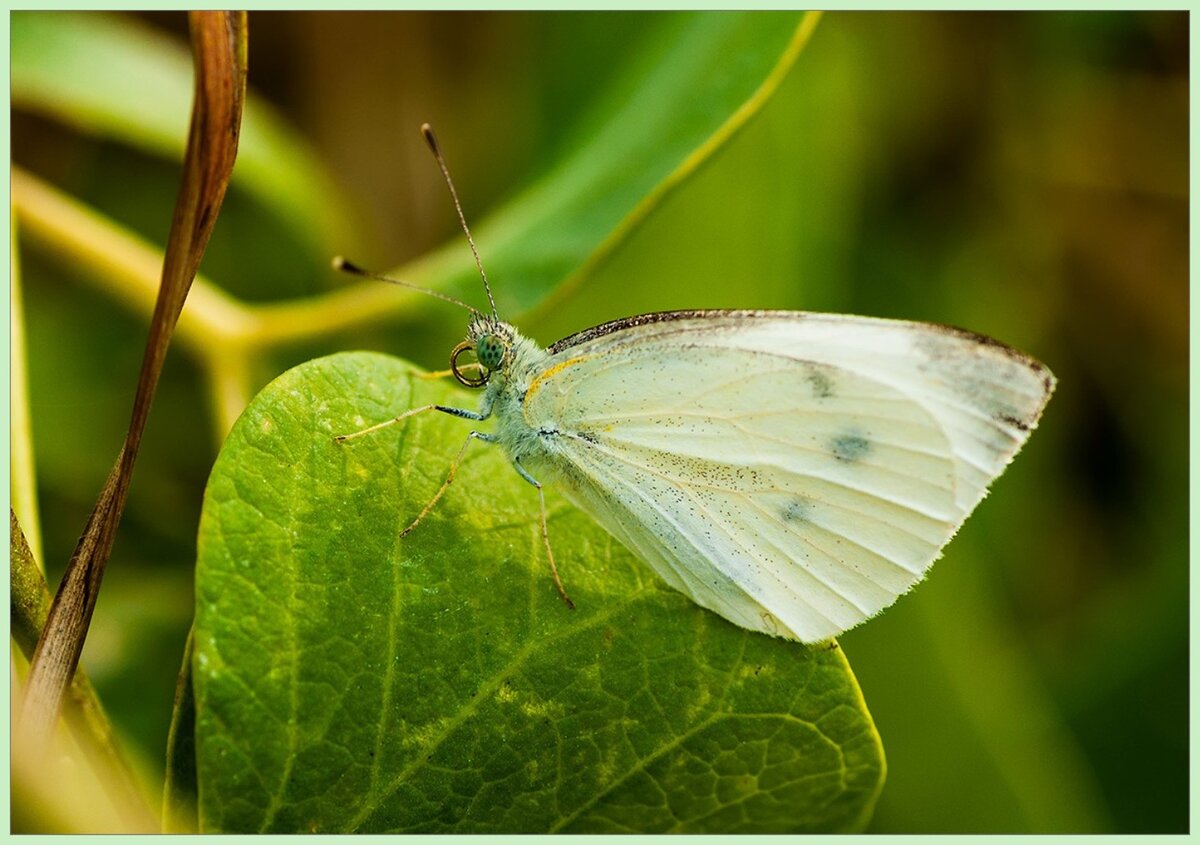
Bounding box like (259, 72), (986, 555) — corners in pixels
(337, 126), (1055, 643)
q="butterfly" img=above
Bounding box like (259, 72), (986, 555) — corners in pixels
(336, 125), (1056, 643)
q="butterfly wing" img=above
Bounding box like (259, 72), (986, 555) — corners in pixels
(523, 311), (1054, 642)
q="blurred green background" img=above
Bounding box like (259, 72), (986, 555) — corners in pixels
(11, 11), (1187, 833)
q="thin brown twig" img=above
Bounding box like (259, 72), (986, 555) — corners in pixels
(18, 11), (248, 751)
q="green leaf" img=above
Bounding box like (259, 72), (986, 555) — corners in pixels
(404, 12), (820, 317)
(11, 11), (353, 256)
(192, 352), (884, 833)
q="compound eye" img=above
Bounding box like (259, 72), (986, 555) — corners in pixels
(450, 341), (489, 388)
(477, 334), (506, 370)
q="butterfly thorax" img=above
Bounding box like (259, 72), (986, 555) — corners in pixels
(465, 320), (555, 467)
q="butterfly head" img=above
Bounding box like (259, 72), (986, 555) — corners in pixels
(451, 315), (514, 388)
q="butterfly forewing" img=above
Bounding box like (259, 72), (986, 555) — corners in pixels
(524, 311), (1054, 642)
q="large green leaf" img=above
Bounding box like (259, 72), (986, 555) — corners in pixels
(191, 352), (884, 833)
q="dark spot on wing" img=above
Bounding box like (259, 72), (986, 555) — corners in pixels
(831, 433), (871, 463)
(781, 497), (813, 524)
(805, 368), (835, 399)
(574, 430), (599, 444)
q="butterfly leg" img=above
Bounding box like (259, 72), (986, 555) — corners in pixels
(334, 402), (488, 443)
(513, 459), (576, 611)
(414, 369), (454, 381)
(400, 430), (497, 537)
(412, 363), (484, 381)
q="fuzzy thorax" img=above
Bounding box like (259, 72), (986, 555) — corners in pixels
(468, 320), (557, 469)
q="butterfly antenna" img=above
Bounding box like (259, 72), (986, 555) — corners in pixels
(331, 256), (480, 314)
(421, 123), (499, 320)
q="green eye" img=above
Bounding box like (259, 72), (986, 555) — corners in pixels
(477, 334), (505, 370)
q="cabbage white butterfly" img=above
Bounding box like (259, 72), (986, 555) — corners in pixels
(336, 125), (1055, 643)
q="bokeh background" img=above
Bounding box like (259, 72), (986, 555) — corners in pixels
(11, 10), (1188, 833)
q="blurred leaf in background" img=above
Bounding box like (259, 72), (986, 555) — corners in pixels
(11, 10), (1187, 833)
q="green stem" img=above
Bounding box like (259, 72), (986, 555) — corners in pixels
(206, 351), (255, 443)
(11, 167), (255, 352)
(10, 218), (43, 566)
(11, 166), (437, 354)
(12, 166), (445, 434)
